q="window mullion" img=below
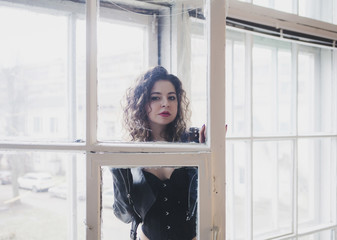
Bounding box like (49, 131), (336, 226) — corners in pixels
(273, 143), (279, 231)
(292, 42), (299, 237)
(86, 0), (99, 239)
(246, 32), (253, 240)
(86, 0), (98, 148)
(274, 47), (279, 133)
(209, 0), (226, 238)
(67, 13), (79, 240)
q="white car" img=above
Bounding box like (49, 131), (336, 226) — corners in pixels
(18, 172), (54, 192)
(0, 170), (11, 185)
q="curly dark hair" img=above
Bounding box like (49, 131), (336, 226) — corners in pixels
(123, 66), (190, 142)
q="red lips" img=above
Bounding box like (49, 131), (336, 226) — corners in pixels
(159, 111), (171, 117)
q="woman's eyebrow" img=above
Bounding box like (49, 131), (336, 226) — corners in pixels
(150, 91), (176, 95)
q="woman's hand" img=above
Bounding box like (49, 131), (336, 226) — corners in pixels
(199, 124), (228, 143)
(199, 124), (206, 143)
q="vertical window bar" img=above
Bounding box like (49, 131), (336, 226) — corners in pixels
(274, 47), (279, 133)
(209, 0), (226, 238)
(333, 49), (337, 227)
(67, 13), (78, 240)
(86, 0), (98, 146)
(291, 44), (297, 136)
(86, 0), (99, 239)
(273, 142), (279, 231)
(292, 42), (299, 237)
(334, 0), (337, 24)
(228, 39), (235, 240)
(330, 138), (337, 226)
(331, 49), (337, 134)
(246, 32), (253, 240)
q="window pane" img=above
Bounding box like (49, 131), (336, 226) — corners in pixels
(226, 141), (250, 240)
(97, 16), (147, 141)
(298, 229), (335, 240)
(226, 30), (250, 137)
(0, 151), (86, 239)
(0, 3), (86, 142)
(248, 0), (336, 23)
(191, 24), (207, 128)
(253, 37), (294, 136)
(298, 138), (337, 230)
(253, 0), (294, 13)
(101, 166), (130, 239)
(253, 140), (293, 238)
(97, 0), (208, 142)
(298, 47), (336, 135)
(299, 0), (334, 23)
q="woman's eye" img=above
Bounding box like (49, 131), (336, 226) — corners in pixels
(151, 96), (160, 101)
(168, 96), (176, 100)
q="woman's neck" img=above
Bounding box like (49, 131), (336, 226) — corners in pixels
(149, 123), (166, 141)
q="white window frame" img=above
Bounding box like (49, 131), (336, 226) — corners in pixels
(85, 1), (226, 239)
(226, 0), (337, 239)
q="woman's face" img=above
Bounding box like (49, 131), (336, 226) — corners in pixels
(146, 80), (178, 129)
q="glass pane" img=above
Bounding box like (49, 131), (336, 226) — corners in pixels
(299, 0), (334, 23)
(0, 1), (86, 142)
(253, 140), (293, 238)
(191, 23), (207, 128)
(101, 167), (130, 239)
(226, 30), (250, 137)
(101, 166), (198, 240)
(298, 138), (336, 230)
(0, 151), (86, 240)
(298, 229), (334, 240)
(226, 141), (250, 240)
(97, 0), (208, 143)
(298, 47), (336, 135)
(253, 37), (294, 136)
(253, 0), (294, 14)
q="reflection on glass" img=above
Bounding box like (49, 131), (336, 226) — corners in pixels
(97, 0), (208, 142)
(102, 166), (198, 240)
(0, 151), (86, 239)
(253, 140), (293, 238)
(0, 3), (86, 142)
(298, 138), (336, 230)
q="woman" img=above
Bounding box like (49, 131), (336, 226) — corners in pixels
(111, 66), (203, 240)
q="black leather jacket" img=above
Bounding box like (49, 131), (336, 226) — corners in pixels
(111, 167), (198, 240)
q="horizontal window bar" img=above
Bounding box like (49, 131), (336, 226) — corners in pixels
(227, 17), (337, 48)
(0, 141), (210, 152)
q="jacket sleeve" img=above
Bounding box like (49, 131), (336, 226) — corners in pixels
(110, 168), (135, 223)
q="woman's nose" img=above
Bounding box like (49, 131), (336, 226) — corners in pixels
(161, 98), (169, 107)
